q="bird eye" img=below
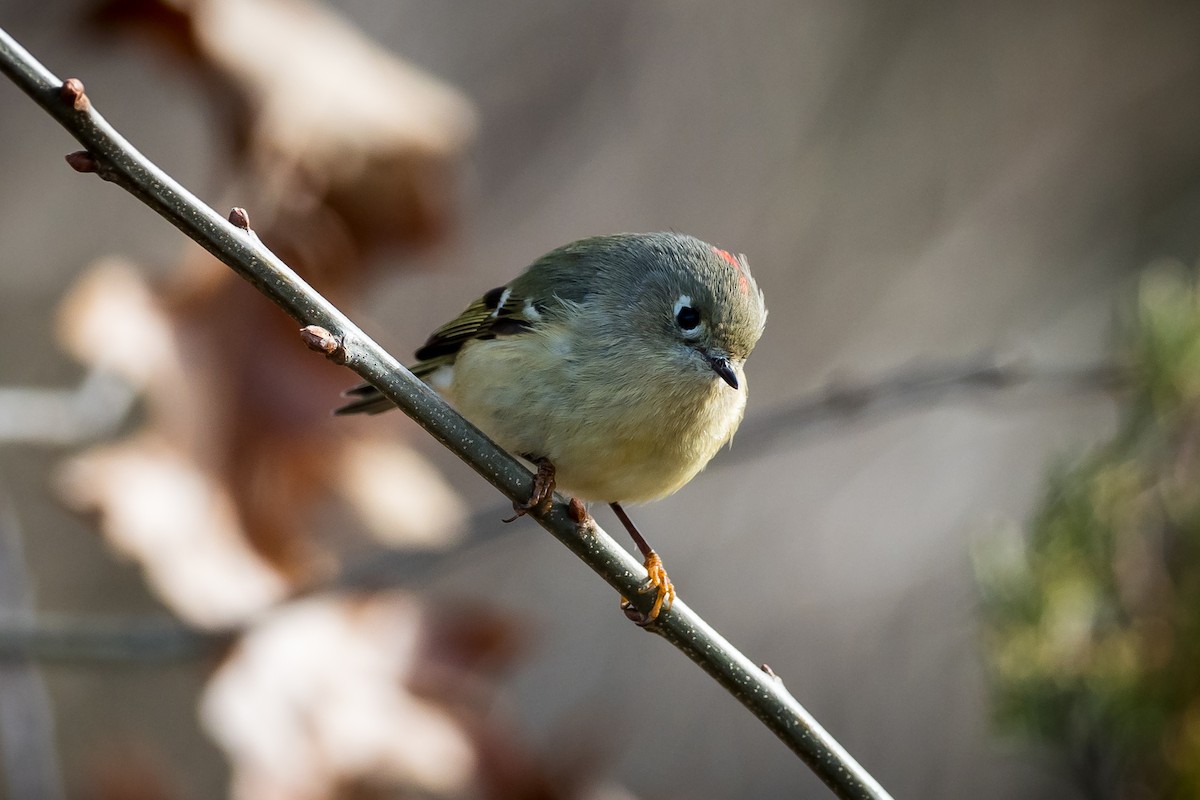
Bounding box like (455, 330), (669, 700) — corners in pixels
(675, 305), (701, 331)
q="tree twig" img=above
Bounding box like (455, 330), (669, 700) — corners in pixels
(0, 27), (892, 800)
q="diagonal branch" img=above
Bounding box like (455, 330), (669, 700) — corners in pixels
(0, 27), (891, 800)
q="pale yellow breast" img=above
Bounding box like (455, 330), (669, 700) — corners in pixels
(444, 324), (747, 504)
(546, 376), (745, 503)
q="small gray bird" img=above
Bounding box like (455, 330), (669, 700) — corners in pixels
(338, 232), (767, 622)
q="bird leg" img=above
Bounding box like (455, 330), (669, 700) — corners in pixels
(610, 502), (676, 625)
(503, 457), (556, 522)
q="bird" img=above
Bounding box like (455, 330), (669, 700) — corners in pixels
(337, 232), (767, 623)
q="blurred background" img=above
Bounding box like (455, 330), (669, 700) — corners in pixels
(3, 1), (1200, 798)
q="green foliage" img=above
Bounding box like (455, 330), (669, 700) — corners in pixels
(975, 266), (1200, 798)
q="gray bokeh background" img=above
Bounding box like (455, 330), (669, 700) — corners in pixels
(4, 1), (1200, 797)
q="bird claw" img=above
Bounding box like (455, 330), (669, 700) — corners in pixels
(619, 551), (675, 626)
(502, 458), (555, 522)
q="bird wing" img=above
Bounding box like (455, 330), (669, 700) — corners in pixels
(336, 239), (604, 416)
(410, 284), (534, 370)
(410, 236), (614, 374)
(335, 284), (539, 415)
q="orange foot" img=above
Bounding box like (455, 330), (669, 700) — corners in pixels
(620, 550), (676, 626)
(503, 458), (555, 522)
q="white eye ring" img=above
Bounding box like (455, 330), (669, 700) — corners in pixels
(673, 294), (703, 336)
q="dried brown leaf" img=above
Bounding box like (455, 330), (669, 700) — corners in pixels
(93, 0), (477, 266)
(200, 594), (477, 800)
(56, 435), (289, 628)
(55, 261), (465, 620)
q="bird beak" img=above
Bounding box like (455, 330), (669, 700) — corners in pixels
(708, 354), (739, 389)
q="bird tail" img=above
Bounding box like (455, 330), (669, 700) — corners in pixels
(333, 382), (394, 415)
(333, 358), (448, 415)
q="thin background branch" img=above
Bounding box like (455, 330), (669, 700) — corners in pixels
(0, 26), (891, 800)
(731, 354), (1122, 462)
(0, 367), (136, 445)
(0, 354), (1121, 661)
(0, 489), (66, 800)
(0, 354), (1121, 653)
